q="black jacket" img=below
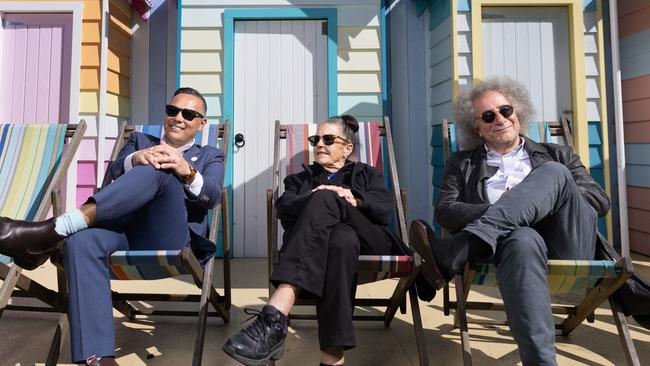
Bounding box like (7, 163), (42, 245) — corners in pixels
(276, 161), (407, 255)
(435, 136), (610, 232)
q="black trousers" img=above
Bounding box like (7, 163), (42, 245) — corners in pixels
(270, 190), (393, 350)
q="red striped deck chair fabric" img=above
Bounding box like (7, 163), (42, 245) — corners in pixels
(0, 122), (86, 316)
(267, 117), (429, 366)
(435, 118), (640, 366)
(49, 122), (231, 366)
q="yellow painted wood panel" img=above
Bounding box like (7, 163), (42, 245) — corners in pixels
(180, 74), (222, 94)
(83, 0), (101, 21)
(338, 73), (381, 93)
(337, 50), (381, 72)
(338, 28), (380, 50)
(82, 44), (100, 67)
(181, 52), (222, 73)
(80, 68), (99, 89)
(107, 70), (130, 97)
(108, 48), (130, 77)
(110, 15), (132, 36)
(181, 29), (222, 51)
(110, 0), (133, 22)
(80, 91), (99, 114)
(109, 23), (131, 57)
(82, 21), (101, 44)
(106, 93), (130, 118)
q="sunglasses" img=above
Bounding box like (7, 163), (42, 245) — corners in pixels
(477, 104), (514, 123)
(165, 104), (204, 120)
(307, 134), (349, 147)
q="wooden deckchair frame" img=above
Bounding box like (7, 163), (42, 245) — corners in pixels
(46, 121), (232, 366)
(0, 121), (87, 316)
(266, 117), (429, 366)
(437, 117), (641, 366)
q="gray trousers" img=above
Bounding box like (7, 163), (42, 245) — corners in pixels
(464, 161), (598, 366)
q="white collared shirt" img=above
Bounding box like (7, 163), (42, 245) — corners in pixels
(123, 137), (204, 196)
(484, 139), (532, 204)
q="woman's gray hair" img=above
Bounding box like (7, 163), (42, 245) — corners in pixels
(454, 77), (535, 149)
(319, 115), (359, 154)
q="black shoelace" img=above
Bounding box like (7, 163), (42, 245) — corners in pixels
(241, 308), (270, 341)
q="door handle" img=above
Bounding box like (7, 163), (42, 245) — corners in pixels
(235, 133), (245, 148)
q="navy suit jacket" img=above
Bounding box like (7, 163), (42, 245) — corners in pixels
(108, 131), (225, 261)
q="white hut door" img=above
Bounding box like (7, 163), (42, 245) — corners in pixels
(481, 7), (572, 126)
(233, 20), (328, 257)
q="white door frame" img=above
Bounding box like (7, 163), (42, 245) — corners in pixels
(0, 1), (82, 125)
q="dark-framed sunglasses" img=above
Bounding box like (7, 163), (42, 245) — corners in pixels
(477, 104), (514, 123)
(307, 134), (349, 147)
(165, 104), (204, 120)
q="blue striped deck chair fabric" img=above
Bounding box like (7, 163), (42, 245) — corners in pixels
(267, 117), (429, 366)
(435, 118), (640, 366)
(0, 122), (86, 314)
(81, 121), (231, 366)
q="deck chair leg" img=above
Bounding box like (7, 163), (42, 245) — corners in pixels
(384, 273), (417, 327)
(453, 267), (473, 329)
(46, 313), (69, 366)
(408, 285), (430, 366)
(0, 264), (21, 314)
(222, 191), (232, 310)
(609, 297), (641, 366)
(192, 259), (216, 366)
(454, 274), (473, 366)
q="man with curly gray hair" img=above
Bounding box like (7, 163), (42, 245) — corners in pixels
(409, 77), (610, 365)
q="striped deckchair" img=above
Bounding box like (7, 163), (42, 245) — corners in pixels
(48, 122), (231, 366)
(0, 122), (86, 315)
(434, 118), (640, 366)
(267, 117), (429, 366)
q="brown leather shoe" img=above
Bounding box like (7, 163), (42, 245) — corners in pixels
(0, 217), (63, 270)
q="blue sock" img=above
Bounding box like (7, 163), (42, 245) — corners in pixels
(54, 209), (88, 237)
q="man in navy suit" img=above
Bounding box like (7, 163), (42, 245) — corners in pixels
(0, 87), (225, 366)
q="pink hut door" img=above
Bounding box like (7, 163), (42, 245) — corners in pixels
(0, 13), (73, 124)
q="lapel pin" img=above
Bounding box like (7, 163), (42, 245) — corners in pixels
(191, 156), (198, 162)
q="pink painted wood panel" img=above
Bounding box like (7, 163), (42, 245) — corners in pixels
(619, 5), (650, 38)
(0, 13), (72, 124)
(76, 161), (98, 186)
(76, 187), (96, 207)
(630, 229), (650, 256)
(623, 98), (650, 123)
(78, 138), (98, 160)
(627, 186), (650, 211)
(622, 75), (650, 102)
(618, 0), (650, 18)
(628, 207), (650, 234)
(624, 121), (650, 143)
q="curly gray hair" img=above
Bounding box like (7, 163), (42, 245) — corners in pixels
(454, 77), (535, 150)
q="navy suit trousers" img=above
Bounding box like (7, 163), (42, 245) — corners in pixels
(64, 165), (190, 363)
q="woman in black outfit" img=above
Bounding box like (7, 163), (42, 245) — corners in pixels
(223, 115), (407, 366)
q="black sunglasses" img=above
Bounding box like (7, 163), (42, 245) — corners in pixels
(307, 134), (349, 147)
(165, 104), (204, 120)
(478, 104), (514, 123)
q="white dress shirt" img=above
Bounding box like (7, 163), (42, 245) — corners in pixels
(123, 138), (204, 196)
(484, 139), (532, 204)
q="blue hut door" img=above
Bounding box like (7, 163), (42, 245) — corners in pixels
(481, 7), (572, 132)
(232, 20), (328, 257)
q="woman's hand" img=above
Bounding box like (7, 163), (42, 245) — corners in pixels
(312, 185), (358, 207)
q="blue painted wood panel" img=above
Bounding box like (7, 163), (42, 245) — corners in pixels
(627, 165), (650, 188)
(620, 29), (650, 80)
(625, 143), (650, 165)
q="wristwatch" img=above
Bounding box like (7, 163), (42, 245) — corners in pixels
(182, 164), (197, 184)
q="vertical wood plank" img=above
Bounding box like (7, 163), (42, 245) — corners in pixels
(24, 26), (40, 124)
(36, 27), (53, 124)
(49, 26), (63, 124)
(0, 26), (16, 122)
(11, 26), (27, 123)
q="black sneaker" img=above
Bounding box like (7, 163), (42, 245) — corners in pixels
(223, 305), (288, 365)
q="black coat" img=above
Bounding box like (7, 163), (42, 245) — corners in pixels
(435, 136), (610, 232)
(276, 161), (408, 255)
